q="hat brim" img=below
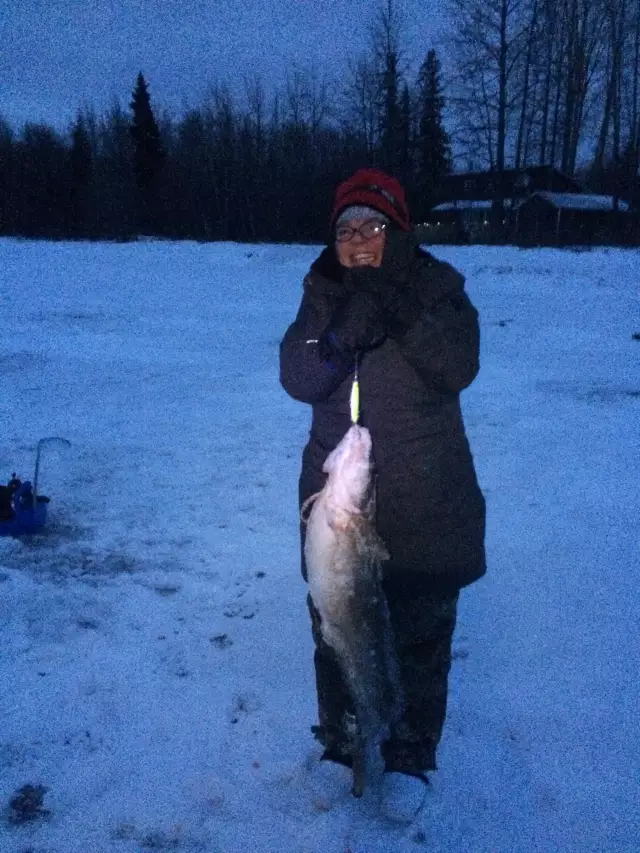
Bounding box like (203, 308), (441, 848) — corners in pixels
(332, 189), (410, 231)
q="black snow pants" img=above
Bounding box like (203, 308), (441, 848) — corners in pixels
(308, 573), (459, 774)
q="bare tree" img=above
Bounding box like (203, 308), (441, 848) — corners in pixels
(342, 55), (380, 158)
(559, 0), (606, 173)
(372, 0), (406, 173)
(284, 67), (333, 137)
(593, 0), (639, 179)
(449, 0), (533, 234)
(448, 0), (618, 180)
(244, 73), (266, 156)
(627, 1), (640, 183)
(514, 0), (540, 168)
(449, 0), (535, 165)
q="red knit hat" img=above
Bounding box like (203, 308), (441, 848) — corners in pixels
(330, 168), (411, 232)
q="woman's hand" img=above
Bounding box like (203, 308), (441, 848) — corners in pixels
(319, 290), (386, 362)
(381, 228), (419, 283)
(347, 230), (422, 338)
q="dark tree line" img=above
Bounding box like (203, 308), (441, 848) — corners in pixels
(2, 0), (639, 244)
(0, 70), (448, 242)
(0, 1), (454, 243)
(0, 27), (452, 243)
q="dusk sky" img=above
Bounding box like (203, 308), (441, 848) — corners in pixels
(0, 0), (449, 131)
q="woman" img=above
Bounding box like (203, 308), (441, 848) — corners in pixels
(279, 167), (486, 821)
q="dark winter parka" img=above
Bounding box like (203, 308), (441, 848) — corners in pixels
(280, 247), (486, 592)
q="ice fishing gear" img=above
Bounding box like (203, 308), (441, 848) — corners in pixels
(0, 437), (71, 536)
(0, 475), (49, 536)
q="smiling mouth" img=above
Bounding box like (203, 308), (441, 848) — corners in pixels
(351, 253), (376, 266)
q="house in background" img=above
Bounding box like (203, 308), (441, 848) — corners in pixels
(436, 165), (581, 202)
(418, 165), (638, 246)
(420, 166), (581, 243)
(514, 191), (637, 246)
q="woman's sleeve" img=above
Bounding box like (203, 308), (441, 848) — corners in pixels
(279, 286), (350, 403)
(396, 263), (480, 393)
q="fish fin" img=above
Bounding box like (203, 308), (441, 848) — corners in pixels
(352, 519), (390, 562)
(300, 492), (322, 523)
(363, 477), (377, 520)
(302, 493), (358, 529)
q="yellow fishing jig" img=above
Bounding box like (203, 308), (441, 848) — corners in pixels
(350, 358), (360, 424)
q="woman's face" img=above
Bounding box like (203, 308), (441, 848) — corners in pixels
(335, 218), (386, 268)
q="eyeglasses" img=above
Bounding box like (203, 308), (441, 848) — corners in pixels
(335, 219), (387, 243)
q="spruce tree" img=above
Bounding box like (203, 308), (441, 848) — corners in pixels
(397, 83), (413, 187)
(380, 48), (401, 174)
(129, 72), (165, 233)
(415, 49), (452, 214)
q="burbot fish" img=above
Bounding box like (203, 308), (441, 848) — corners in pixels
(303, 424), (403, 798)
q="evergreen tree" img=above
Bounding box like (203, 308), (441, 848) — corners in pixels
(68, 113), (93, 237)
(380, 47), (401, 173)
(397, 83), (413, 187)
(415, 49), (452, 215)
(129, 72), (165, 232)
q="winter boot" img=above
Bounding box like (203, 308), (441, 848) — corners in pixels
(380, 771), (429, 823)
(306, 753), (353, 812)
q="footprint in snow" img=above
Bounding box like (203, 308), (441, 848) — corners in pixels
(7, 783), (50, 824)
(223, 601), (256, 619)
(229, 692), (260, 723)
(210, 633), (233, 649)
(153, 583), (181, 597)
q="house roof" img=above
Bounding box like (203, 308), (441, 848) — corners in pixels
(444, 165), (579, 183)
(438, 165), (582, 194)
(432, 191), (632, 215)
(520, 191), (630, 212)
(432, 199), (514, 212)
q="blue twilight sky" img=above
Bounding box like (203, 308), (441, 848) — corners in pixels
(0, 0), (449, 132)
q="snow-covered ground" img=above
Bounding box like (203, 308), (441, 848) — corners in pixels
(0, 238), (638, 853)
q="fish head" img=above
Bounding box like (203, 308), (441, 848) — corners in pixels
(322, 425), (373, 513)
